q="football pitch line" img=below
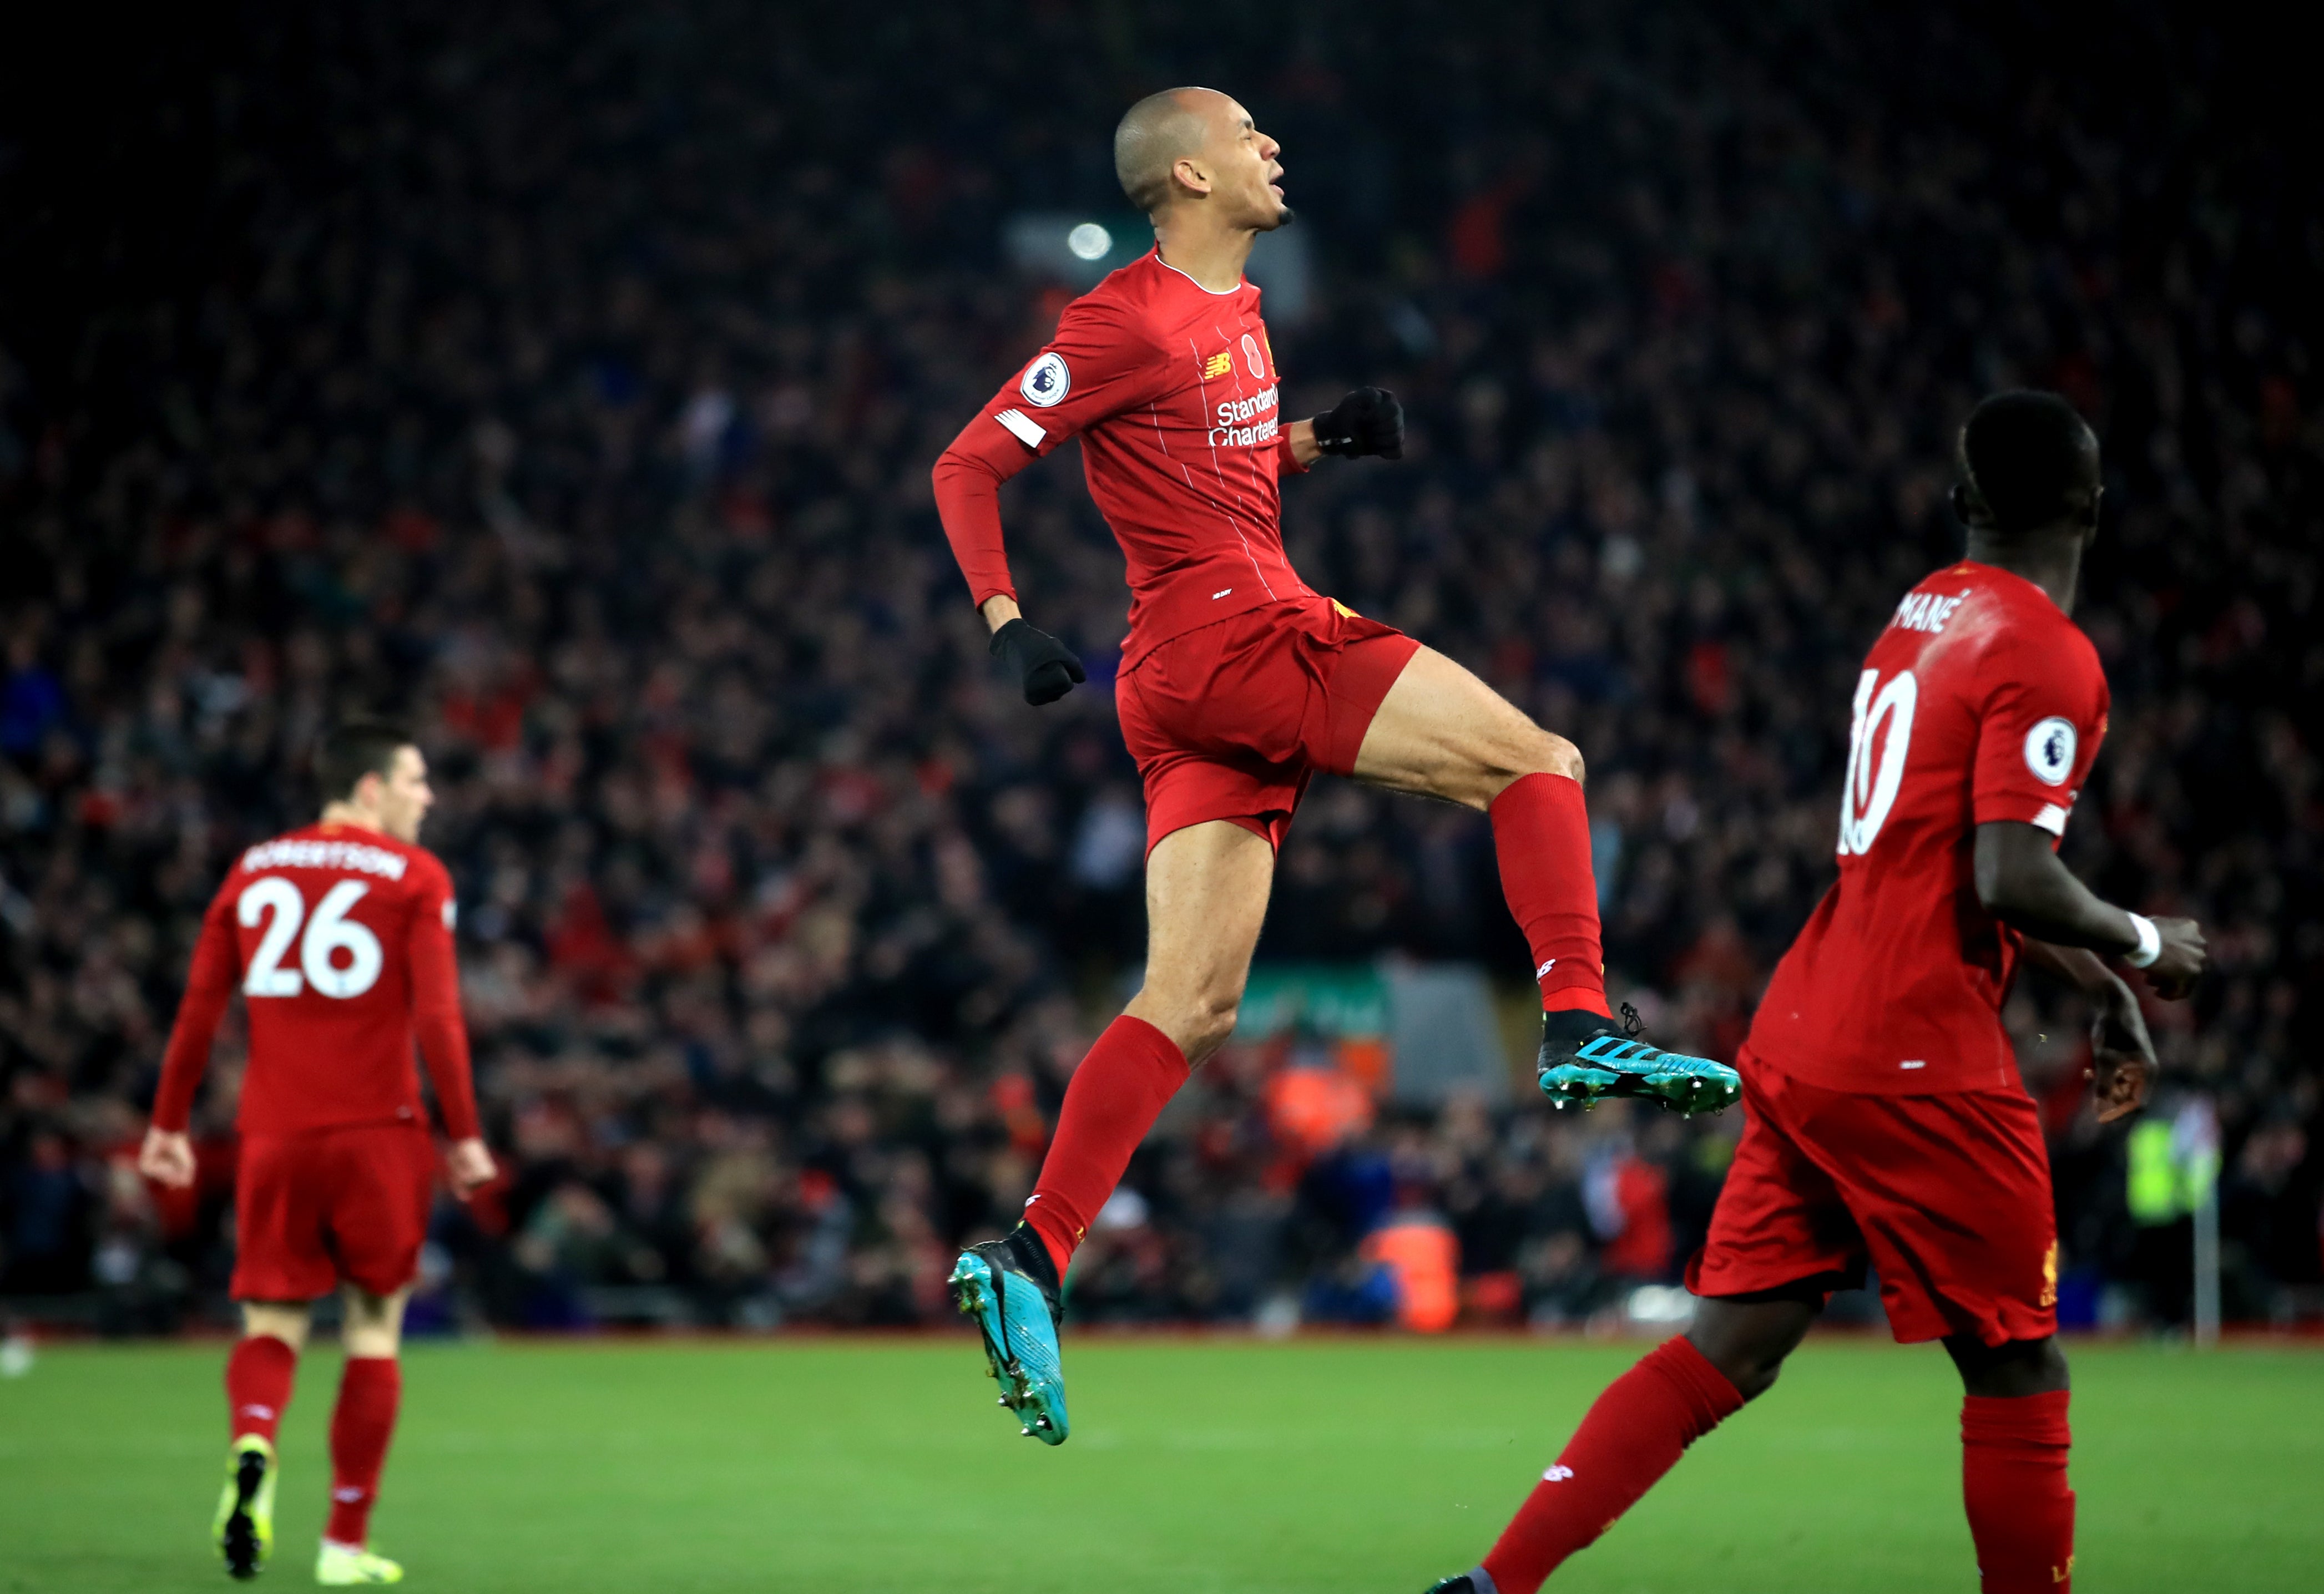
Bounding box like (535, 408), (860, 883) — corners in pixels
(1, 1336), (2317, 1592)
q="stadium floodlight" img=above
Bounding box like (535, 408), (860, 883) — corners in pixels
(1004, 212), (1143, 288)
(1002, 210), (1313, 322)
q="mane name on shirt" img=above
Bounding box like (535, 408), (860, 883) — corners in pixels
(1892, 589), (1972, 635)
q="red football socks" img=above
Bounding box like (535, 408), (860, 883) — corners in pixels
(225, 1334), (299, 1445)
(1023, 1014), (1190, 1277)
(1480, 1335), (1742, 1594)
(1961, 1391), (2075, 1592)
(1489, 772), (1611, 1019)
(324, 1356), (402, 1549)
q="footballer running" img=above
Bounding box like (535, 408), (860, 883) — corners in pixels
(1422, 393), (2209, 1594)
(140, 719), (493, 1584)
(930, 87), (1740, 1444)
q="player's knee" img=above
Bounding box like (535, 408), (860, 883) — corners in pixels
(1178, 986), (1244, 1064)
(1454, 726), (1585, 811)
(1729, 1355), (1785, 1403)
(242, 1303), (310, 1350)
(1948, 1332), (2068, 1398)
(1690, 1334), (1784, 1402)
(1481, 726), (1584, 802)
(1528, 728), (1585, 785)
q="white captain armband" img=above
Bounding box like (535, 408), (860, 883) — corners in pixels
(2123, 912), (2162, 969)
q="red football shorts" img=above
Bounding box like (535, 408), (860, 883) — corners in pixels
(1116, 594), (1420, 852)
(232, 1122), (436, 1300)
(1688, 1051), (2059, 1347)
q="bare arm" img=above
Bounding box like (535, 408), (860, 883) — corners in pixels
(2018, 937), (2155, 1124)
(1285, 417), (1321, 468)
(1973, 820), (2205, 998)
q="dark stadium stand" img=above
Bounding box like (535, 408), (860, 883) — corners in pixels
(2, 2), (2317, 1332)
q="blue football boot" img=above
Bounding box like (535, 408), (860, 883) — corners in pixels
(949, 1224), (1069, 1445)
(1538, 1004), (1741, 1115)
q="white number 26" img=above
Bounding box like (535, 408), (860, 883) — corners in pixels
(238, 877), (384, 999)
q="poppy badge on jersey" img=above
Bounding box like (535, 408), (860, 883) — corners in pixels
(1020, 352), (1071, 407)
(2023, 717), (2077, 786)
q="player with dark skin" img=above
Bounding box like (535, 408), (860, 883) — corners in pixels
(1683, 414), (2206, 1410)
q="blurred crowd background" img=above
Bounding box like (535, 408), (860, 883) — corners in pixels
(2, 1), (2317, 1336)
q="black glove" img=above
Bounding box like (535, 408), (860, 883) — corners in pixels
(990, 618), (1086, 706)
(1312, 387), (1404, 459)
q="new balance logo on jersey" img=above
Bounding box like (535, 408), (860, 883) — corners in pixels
(1890, 589), (1971, 635)
(1543, 1464), (1574, 1482)
(1200, 350), (1234, 381)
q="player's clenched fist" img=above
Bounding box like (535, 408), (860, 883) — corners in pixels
(2086, 973), (2156, 1124)
(2139, 915), (2206, 1000)
(138, 1126), (196, 1189)
(991, 618), (1087, 706)
(1312, 387), (1404, 459)
(444, 1136), (497, 1200)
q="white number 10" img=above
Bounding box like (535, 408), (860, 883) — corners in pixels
(238, 877), (385, 999)
(1838, 667), (1918, 856)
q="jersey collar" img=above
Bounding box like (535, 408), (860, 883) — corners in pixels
(1149, 247), (1246, 297)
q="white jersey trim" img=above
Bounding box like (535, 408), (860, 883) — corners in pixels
(993, 408), (1046, 448)
(1151, 250), (1246, 297)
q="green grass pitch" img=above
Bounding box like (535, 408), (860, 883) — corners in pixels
(2, 1334), (2317, 1591)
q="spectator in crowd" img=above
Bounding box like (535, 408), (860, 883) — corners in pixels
(1, 1), (2317, 1330)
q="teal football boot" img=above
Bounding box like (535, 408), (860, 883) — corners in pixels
(949, 1225), (1069, 1445)
(1538, 1004), (1741, 1115)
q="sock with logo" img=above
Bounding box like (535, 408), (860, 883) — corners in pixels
(1022, 1015), (1190, 1278)
(224, 1333), (298, 1445)
(1489, 771), (1612, 1019)
(1961, 1391), (2075, 1592)
(1479, 1335), (1742, 1594)
(323, 1357), (402, 1549)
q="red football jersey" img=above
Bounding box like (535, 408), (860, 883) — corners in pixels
(152, 822), (479, 1138)
(932, 248), (1316, 667)
(1746, 561), (2110, 1094)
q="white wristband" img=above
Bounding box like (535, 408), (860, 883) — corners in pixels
(2123, 913), (2162, 969)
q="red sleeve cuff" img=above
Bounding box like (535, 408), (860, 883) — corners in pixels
(1275, 431), (1310, 476)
